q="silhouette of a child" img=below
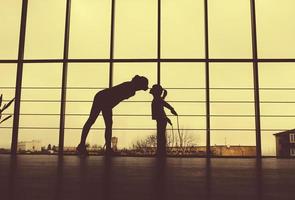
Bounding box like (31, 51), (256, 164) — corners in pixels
(150, 84), (178, 157)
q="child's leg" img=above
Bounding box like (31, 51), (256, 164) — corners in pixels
(156, 119), (168, 157)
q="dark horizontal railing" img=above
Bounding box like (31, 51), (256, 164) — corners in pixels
(2, 99), (295, 104)
(3, 86), (295, 90)
(2, 113), (295, 118)
(0, 127), (288, 132)
(1, 58), (295, 63)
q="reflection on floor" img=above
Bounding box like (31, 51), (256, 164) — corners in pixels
(0, 155), (294, 200)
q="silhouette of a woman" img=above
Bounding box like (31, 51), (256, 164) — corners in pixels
(150, 84), (178, 157)
(77, 75), (149, 155)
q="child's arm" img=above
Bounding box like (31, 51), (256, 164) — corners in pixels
(162, 100), (178, 116)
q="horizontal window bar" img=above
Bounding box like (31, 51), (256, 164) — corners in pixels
(3, 86), (295, 90)
(2, 58), (295, 63)
(3, 113), (295, 118)
(0, 127), (288, 132)
(3, 99), (295, 104)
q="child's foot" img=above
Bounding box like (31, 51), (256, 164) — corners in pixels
(105, 148), (115, 157)
(76, 144), (88, 156)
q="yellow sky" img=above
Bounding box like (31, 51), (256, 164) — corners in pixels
(1, 0), (295, 155)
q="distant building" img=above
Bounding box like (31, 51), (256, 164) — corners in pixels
(274, 129), (295, 158)
(18, 140), (42, 152)
(210, 145), (256, 157)
(132, 145), (256, 156)
(111, 137), (118, 151)
(64, 146), (76, 152)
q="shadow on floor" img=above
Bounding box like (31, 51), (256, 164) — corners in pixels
(0, 155), (294, 200)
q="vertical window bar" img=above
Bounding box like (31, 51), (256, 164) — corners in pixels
(109, 0), (116, 87)
(11, 0), (28, 155)
(204, 0), (211, 158)
(58, 0), (72, 155)
(157, 0), (161, 84)
(250, 0), (262, 158)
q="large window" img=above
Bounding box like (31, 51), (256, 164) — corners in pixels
(19, 64), (62, 151)
(1, 0), (295, 156)
(0, 64), (16, 150)
(210, 63), (255, 147)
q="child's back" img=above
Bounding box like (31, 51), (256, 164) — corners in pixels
(151, 97), (167, 120)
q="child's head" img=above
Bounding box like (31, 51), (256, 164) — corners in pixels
(150, 84), (167, 99)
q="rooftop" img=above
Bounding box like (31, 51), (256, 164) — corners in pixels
(273, 128), (295, 136)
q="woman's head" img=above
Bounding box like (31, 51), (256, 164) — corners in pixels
(131, 75), (149, 91)
(150, 84), (167, 99)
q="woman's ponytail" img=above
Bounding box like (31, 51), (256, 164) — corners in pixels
(162, 89), (167, 99)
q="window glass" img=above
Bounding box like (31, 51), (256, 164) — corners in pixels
(69, 0), (111, 59)
(24, 0), (66, 59)
(210, 63), (256, 151)
(0, 64), (17, 151)
(0, 0), (22, 59)
(161, 0), (204, 58)
(259, 63), (295, 156)
(114, 0), (157, 58)
(256, 0), (295, 58)
(209, 0), (252, 58)
(18, 63), (62, 153)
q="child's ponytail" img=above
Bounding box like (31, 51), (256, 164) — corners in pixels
(162, 89), (167, 99)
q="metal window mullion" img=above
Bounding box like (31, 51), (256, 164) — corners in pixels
(58, 0), (71, 155)
(204, 0), (211, 158)
(250, 0), (262, 158)
(157, 0), (161, 84)
(11, 0), (28, 155)
(109, 0), (116, 88)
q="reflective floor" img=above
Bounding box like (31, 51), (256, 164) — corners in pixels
(0, 155), (294, 200)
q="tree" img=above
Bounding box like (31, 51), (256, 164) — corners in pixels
(133, 129), (197, 153)
(0, 95), (14, 125)
(47, 144), (52, 151)
(168, 128), (196, 148)
(133, 135), (157, 150)
(52, 145), (57, 152)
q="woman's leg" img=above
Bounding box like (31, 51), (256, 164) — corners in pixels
(79, 97), (101, 146)
(102, 109), (113, 154)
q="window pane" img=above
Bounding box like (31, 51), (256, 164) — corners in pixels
(210, 63), (256, 151)
(0, 64), (17, 151)
(114, 0), (157, 58)
(0, 1), (22, 59)
(256, 0), (295, 58)
(161, 0), (204, 58)
(18, 63), (62, 153)
(209, 0), (252, 58)
(24, 0), (66, 59)
(69, 0), (111, 59)
(161, 63), (206, 147)
(65, 63), (109, 149)
(259, 63), (295, 156)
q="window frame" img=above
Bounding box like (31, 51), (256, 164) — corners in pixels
(1, 0), (295, 157)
